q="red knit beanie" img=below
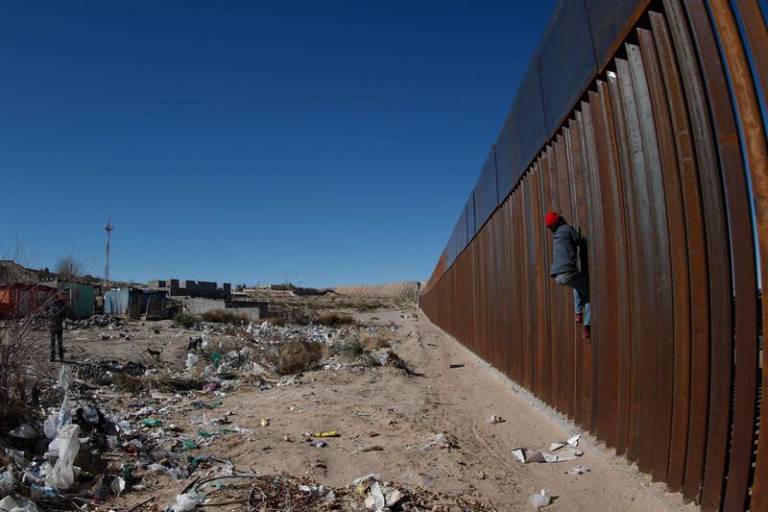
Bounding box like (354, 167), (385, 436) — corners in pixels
(545, 211), (560, 229)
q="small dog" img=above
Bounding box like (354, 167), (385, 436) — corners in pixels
(187, 336), (203, 352)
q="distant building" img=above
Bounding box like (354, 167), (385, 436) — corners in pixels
(104, 288), (170, 320)
(0, 283), (56, 318)
(148, 279), (231, 299)
(0, 260), (53, 285)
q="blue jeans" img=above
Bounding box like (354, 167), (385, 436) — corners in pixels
(554, 271), (591, 326)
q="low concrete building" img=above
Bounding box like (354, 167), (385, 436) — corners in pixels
(183, 297), (267, 320)
(148, 279), (231, 299)
(105, 288), (170, 320)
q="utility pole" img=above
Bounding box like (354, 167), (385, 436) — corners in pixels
(104, 219), (114, 289)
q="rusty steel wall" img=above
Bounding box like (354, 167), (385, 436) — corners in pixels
(420, 1), (767, 510)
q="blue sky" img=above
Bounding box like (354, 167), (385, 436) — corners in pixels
(0, 1), (556, 287)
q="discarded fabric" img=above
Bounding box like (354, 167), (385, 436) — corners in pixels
(528, 489), (552, 509)
(512, 447), (582, 464)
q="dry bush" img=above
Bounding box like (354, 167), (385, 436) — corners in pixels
(315, 312), (357, 327)
(174, 311), (199, 328)
(114, 374), (205, 393)
(361, 333), (391, 351)
(200, 309), (248, 325)
(335, 340), (365, 361)
(275, 341), (324, 375)
(0, 298), (54, 430)
(55, 254), (87, 281)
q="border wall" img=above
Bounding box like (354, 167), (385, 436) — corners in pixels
(419, 1), (768, 510)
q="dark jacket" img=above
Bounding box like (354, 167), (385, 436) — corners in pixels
(550, 224), (583, 277)
(48, 302), (66, 333)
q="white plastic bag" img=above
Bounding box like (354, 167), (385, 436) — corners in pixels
(57, 365), (73, 390)
(528, 489), (552, 509)
(171, 491), (204, 511)
(0, 464), (15, 494)
(1, 496), (40, 512)
(57, 393), (72, 429)
(186, 353), (199, 371)
(43, 414), (58, 440)
(44, 393), (72, 439)
(45, 423), (80, 490)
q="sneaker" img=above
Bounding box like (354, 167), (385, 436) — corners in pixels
(574, 313), (583, 324)
(583, 326), (591, 339)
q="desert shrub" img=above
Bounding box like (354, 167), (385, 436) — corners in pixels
(361, 333), (391, 351)
(0, 297), (54, 430)
(115, 374), (205, 393)
(200, 309), (248, 325)
(275, 341), (323, 375)
(314, 313), (357, 327)
(335, 340), (365, 361)
(174, 311), (199, 328)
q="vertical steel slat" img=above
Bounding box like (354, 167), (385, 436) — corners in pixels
(509, 195), (520, 382)
(554, 135), (577, 419)
(505, 198), (517, 383)
(606, 72), (634, 457)
(564, 125), (584, 419)
(708, 1), (767, 509)
(490, 206), (500, 374)
(581, 99), (603, 431)
(638, 27), (692, 484)
(601, 76), (633, 457)
(733, 3), (768, 508)
(684, 1), (758, 509)
(734, 0), (768, 122)
(590, 82), (630, 450)
(648, 10), (709, 493)
(531, 164), (549, 401)
(545, 145), (565, 413)
(540, 151), (558, 408)
(571, 113), (592, 429)
(628, 41), (678, 481)
(575, 109), (595, 430)
(518, 188), (531, 388)
(543, 154), (556, 406)
(522, 181), (536, 392)
(616, 54), (656, 468)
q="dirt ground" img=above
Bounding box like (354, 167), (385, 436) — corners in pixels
(24, 304), (697, 511)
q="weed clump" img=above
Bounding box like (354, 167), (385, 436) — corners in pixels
(361, 333), (391, 351)
(174, 311), (199, 328)
(315, 313), (357, 327)
(335, 340), (365, 361)
(200, 309), (248, 325)
(275, 341), (324, 375)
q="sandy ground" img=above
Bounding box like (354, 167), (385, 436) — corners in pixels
(29, 306), (697, 511)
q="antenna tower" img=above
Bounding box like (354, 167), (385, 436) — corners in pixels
(104, 219), (114, 288)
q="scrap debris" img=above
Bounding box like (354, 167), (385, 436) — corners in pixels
(158, 472), (496, 511)
(512, 434), (583, 464)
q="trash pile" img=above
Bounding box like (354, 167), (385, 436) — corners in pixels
(0, 364), (246, 510)
(178, 320), (411, 384)
(512, 434), (582, 464)
(0, 316), (429, 510)
(512, 434), (588, 509)
(162, 472), (495, 512)
(64, 315), (124, 330)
